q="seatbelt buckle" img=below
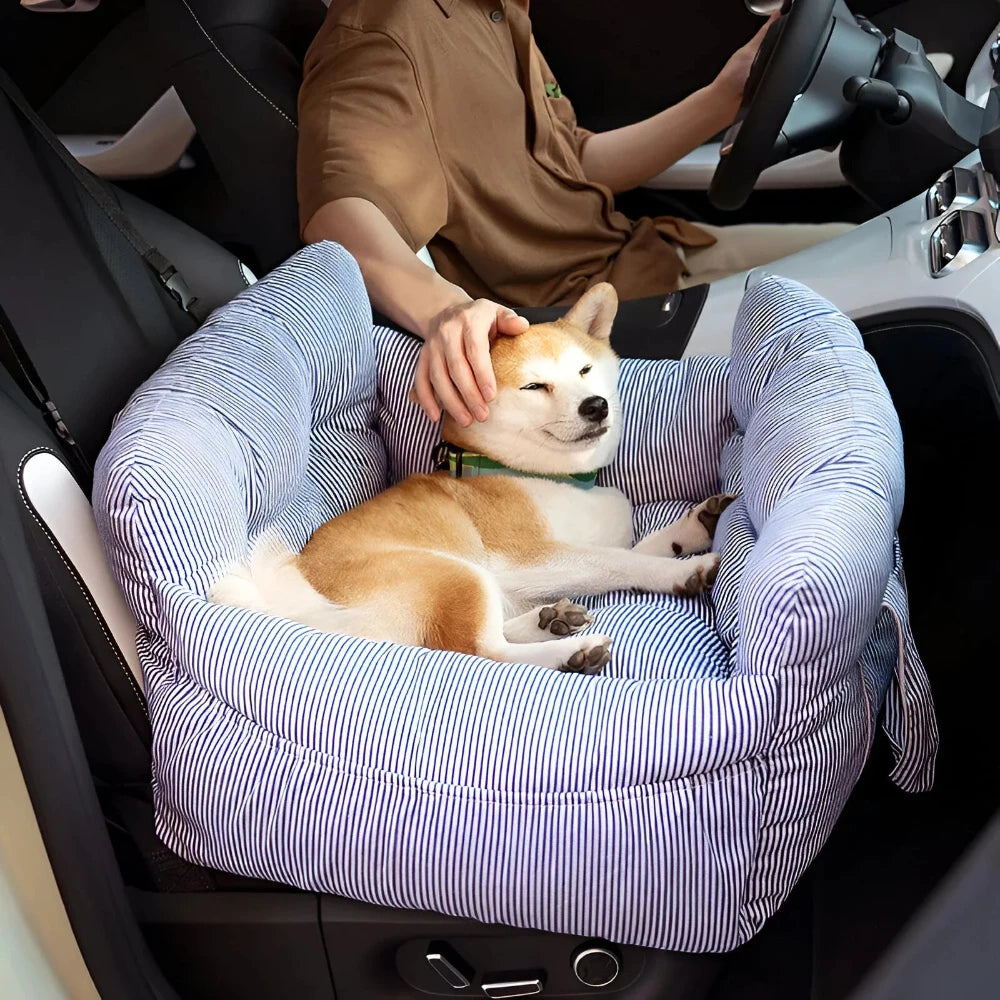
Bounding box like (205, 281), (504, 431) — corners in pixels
(143, 249), (203, 321)
(162, 267), (199, 315)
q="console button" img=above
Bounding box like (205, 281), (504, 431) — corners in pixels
(926, 166), (980, 218)
(481, 978), (543, 998)
(572, 944), (621, 988)
(427, 943), (473, 990)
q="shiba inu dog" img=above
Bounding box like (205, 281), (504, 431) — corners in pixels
(211, 283), (732, 674)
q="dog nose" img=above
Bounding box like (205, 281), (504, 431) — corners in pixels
(578, 395), (609, 423)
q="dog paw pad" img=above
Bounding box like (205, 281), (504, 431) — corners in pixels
(538, 598), (592, 636)
(559, 638), (612, 675)
(673, 554), (721, 597)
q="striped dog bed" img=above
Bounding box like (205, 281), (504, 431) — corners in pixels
(94, 242), (937, 952)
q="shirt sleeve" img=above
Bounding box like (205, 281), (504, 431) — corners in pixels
(297, 26), (449, 249)
(531, 40), (594, 163)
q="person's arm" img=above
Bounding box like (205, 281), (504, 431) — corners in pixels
(298, 26), (528, 428)
(303, 198), (528, 427)
(578, 15), (776, 193)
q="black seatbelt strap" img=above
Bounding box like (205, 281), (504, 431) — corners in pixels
(0, 67), (206, 326)
(0, 302), (92, 484)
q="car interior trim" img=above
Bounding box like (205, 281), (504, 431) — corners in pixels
(60, 87), (195, 181)
(19, 449), (143, 689)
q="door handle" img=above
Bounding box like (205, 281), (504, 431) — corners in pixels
(20, 0), (101, 12)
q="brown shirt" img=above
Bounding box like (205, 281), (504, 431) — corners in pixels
(297, 0), (714, 307)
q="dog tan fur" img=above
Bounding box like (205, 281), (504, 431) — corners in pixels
(297, 475), (553, 655)
(211, 283), (731, 674)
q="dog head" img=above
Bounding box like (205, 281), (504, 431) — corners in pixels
(443, 282), (621, 476)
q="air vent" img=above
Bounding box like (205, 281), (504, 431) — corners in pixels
(926, 167), (980, 218)
(929, 209), (990, 276)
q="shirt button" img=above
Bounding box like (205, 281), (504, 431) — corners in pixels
(490, 9), (503, 22)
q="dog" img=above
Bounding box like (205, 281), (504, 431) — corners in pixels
(210, 282), (732, 674)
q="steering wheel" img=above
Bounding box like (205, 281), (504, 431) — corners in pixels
(709, 0), (837, 211)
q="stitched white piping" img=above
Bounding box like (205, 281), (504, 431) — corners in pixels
(16, 448), (149, 721)
(176, 0), (297, 129)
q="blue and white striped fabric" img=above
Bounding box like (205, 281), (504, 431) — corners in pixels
(94, 242), (937, 953)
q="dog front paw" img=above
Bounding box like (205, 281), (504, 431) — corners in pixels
(538, 598), (592, 637)
(670, 493), (736, 555)
(634, 494), (737, 558)
(558, 635), (612, 675)
(694, 493), (736, 538)
(672, 553), (721, 597)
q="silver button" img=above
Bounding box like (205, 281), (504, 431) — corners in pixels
(572, 946), (620, 988)
(427, 950), (472, 990)
(490, 9), (503, 22)
(481, 979), (542, 998)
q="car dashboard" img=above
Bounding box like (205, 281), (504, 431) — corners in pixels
(688, 151), (1000, 364)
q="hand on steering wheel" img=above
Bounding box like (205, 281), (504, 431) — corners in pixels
(710, 0), (839, 210)
(713, 13), (780, 126)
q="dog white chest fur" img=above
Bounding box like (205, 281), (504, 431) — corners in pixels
(517, 478), (633, 550)
(211, 283), (729, 674)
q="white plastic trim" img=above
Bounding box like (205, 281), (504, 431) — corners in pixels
(59, 87), (195, 181)
(685, 149), (1000, 360)
(926, 52), (955, 81)
(644, 143), (845, 192)
(21, 0), (100, 11)
(20, 452), (143, 692)
(238, 261), (258, 287)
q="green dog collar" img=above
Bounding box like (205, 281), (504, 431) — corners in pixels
(433, 443), (598, 490)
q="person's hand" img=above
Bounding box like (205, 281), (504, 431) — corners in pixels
(713, 12), (779, 122)
(414, 299), (530, 426)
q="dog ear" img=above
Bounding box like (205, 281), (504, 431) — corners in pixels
(563, 282), (618, 341)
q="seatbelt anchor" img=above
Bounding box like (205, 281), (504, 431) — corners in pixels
(43, 399), (77, 445)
